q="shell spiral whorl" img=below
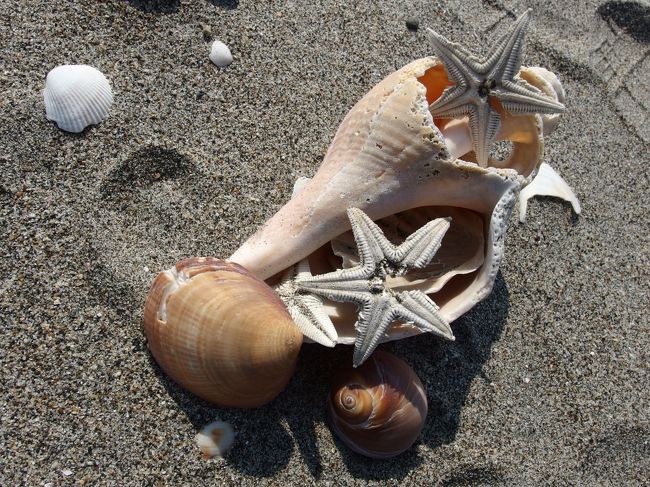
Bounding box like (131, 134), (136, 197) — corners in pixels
(333, 383), (374, 425)
(327, 350), (428, 458)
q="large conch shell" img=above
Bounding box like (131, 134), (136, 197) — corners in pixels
(143, 257), (302, 408)
(229, 57), (537, 345)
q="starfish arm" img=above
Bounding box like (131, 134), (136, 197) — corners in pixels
(275, 260), (338, 347)
(296, 275), (371, 305)
(287, 295), (337, 347)
(467, 100), (501, 166)
(426, 27), (483, 115)
(394, 217), (451, 270)
(426, 27), (484, 81)
(352, 297), (398, 367)
(496, 79), (565, 114)
(394, 290), (455, 340)
(346, 208), (386, 268)
(485, 9), (532, 81)
(428, 91), (477, 120)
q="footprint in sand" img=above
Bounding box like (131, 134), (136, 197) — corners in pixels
(88, 145), (219, 312)
(591, 1), (650, 142)
(579, 424), (650, 483)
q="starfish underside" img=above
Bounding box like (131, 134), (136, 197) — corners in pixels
(275, 259), (338, 347)
(296, 208), (455, 367)
(427, 9), (565, 165)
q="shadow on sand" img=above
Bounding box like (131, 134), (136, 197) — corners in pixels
(126, 0), (180, 14)
(126, 0), (239, 13)
(597, 1), (650, 44)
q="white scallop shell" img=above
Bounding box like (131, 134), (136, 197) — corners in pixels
(209, 41), (233, 68)
(43, 65), (113, 133)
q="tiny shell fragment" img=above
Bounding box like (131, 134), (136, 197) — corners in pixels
(196, 420), (235, 459)
(209, 40), (233, 67)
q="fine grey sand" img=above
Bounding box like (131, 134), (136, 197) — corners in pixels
(1, 0), (649, 485)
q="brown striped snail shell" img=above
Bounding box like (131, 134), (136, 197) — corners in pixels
(327, 350), (428, 458)
(143, 257), (303, 408)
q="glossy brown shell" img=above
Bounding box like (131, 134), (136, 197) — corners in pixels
(143, 257), (303, 408)
(327, 350), (428, 458)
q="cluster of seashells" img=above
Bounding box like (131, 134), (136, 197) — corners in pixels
(138, 10), (581, 459)
(43, 41), (232, 133)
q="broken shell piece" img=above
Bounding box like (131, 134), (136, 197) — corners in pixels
(43, 65), (113, 133)
(209, 40), (233, 67)
(196, 420), (235, 459)
(519, 162), (581, 222)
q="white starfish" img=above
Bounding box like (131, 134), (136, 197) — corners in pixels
(296, 208), (455, 367)
(427, 9), (565, 165)
(275, 259), (339, 347)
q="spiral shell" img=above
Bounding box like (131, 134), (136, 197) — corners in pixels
(327, 350), (427, 458)
(143, 257), (302, 408)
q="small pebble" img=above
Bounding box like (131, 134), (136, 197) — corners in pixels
(406, 18), (419, 31)
(200, 23), (212, 42)
(62, 469), (73, 476)
(209, 41), (233, 68)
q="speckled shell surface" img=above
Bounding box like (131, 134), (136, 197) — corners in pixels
(143, 257), (303, 408)
(43, 64), (113, 133)
(230, 58), (522, 344)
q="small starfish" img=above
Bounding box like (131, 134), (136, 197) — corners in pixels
(427, 9), (565, 165)
(296, 208), (455, 367)
(276, 259), (339, 347)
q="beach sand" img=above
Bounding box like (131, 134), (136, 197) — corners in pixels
(1, 0), (648, 485)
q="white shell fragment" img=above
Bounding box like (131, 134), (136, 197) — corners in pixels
(209, 41), (233, 67)
(196, 420), (235, 459)
(519, 163), (581, 222)
(43, 65), (113, 133)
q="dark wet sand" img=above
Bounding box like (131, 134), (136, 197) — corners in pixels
(1, 0), (648, 485)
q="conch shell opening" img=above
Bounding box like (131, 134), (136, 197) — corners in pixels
(416, 61), (547, 178)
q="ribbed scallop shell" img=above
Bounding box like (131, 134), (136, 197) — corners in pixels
(43, 65), (113, 133)
(143, 257), (303, 408)
(328, 350), (428, 458)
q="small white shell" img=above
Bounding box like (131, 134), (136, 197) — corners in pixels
(44, 65), (113, 133)
(196, 421), (235, 459)
(209, 41), (233, 67)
